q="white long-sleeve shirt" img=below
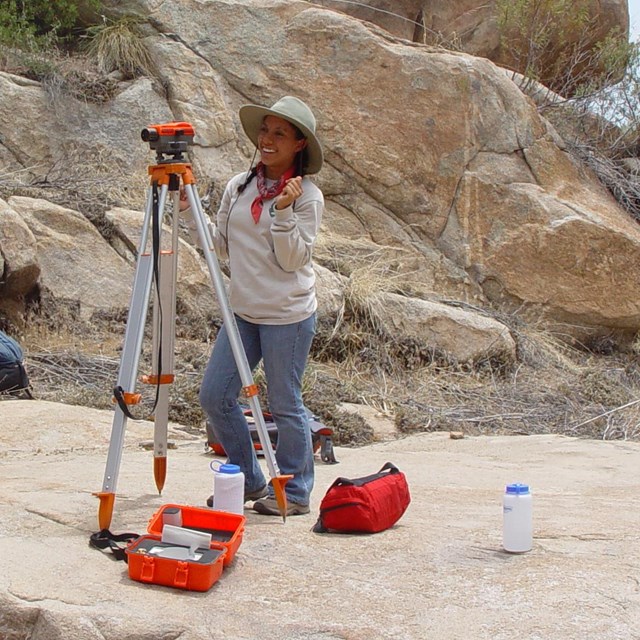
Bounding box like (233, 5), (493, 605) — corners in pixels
(210, 171), (324, 325)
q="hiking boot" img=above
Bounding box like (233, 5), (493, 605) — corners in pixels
(206, 485), (268, 508)
(252, 497), (310, 517)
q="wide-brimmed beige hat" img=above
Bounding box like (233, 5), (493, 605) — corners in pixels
(239, 96), (323, 174)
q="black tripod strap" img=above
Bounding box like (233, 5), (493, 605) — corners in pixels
(150, 180), (164, 409)
(113, 384), (140, 420)
(113, 180), (164, 421)
(89, 529), (139, 562)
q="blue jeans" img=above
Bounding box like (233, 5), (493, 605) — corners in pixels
(199, 313), (316, 505)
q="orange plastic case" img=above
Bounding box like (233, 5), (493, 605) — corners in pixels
(125, 504), (246, 591)
(126, 536), (225, 592)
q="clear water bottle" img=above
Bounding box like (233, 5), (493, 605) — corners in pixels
(210, 462), (244, 514)
(502, 483), (532, 553)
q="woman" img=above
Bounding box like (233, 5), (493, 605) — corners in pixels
(198, 96), (324, 516)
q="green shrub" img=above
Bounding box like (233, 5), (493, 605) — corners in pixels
(0, 0), (101, 48)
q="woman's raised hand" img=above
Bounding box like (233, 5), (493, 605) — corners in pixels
(179, 185), (190, 211)
(275, 176), (303, 210)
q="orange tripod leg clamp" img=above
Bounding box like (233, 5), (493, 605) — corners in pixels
(112, 391), (142, 405)
(141, 374), (175, 385)
(243, 384), (260, 397)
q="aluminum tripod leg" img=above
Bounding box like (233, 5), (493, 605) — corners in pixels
(149, 195), (179, 494)
(182, 182), (293, 520)
(95, 183), (174, 530)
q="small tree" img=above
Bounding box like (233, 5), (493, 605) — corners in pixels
(496, 0), (630, 96)
(549, 43), (640, 221)
(496, 0), (638, 222)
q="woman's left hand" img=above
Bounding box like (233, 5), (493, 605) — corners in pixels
(275, 176), (303, 210)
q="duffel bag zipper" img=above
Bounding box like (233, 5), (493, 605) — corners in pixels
(320, 501), (363, 515)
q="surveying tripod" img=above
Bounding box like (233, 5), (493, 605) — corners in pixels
(95, 122), (292, 530)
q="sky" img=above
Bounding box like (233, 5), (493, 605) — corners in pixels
(631, 0), (640, 41)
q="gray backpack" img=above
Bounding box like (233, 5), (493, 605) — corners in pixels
(0, 331), (32, 398)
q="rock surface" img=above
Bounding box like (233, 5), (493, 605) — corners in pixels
(1, 399), (639, 639)
(6, 197), (135, 320)
(1, 1), (639, 341)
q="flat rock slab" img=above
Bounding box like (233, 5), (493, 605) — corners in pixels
(1, 400), (639, 639)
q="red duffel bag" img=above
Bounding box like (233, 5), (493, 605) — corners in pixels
(312, 462), (411, 534)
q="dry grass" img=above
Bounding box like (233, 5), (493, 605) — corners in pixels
(0, 143), (148, 247)
(42, 55), (122, 104)
(4, 288), (640, 449)
(12, 313), (209, 436)
(308, 304), (640, 444)
(1, 45), (123, 104)
(81, 16), (156, 79)
(339, 252), (408, 332)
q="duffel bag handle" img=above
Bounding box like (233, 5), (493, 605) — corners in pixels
(378, 462), (399, 474)
(327, 462), (400, 489)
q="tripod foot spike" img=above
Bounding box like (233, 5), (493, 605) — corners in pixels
(154, 457), (167, 495)
(95, 492), (115, 530)
(271, 475), (294, 523)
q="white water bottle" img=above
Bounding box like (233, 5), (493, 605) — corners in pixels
(211, 462), (244, 514)
(502, 483), (533, 553)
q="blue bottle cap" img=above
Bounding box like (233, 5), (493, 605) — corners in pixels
(219, 463), (241, 474)
(506, 483), (530, 494)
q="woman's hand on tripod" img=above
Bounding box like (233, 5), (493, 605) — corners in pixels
(179, 186), (190, 211)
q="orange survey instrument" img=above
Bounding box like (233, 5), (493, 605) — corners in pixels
(141, 122), (195, 163)
(95, 122), (292, 531)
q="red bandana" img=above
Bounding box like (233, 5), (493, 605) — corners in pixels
(250, 163), (296, 224)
